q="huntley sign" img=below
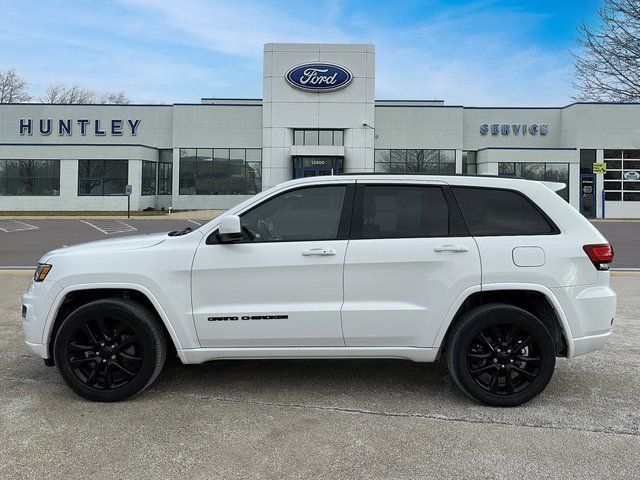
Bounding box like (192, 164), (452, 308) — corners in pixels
(285, 63), (353, 92)
(19, 118), (142, 136)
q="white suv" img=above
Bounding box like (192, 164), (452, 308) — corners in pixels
(22, 175), (616, 406)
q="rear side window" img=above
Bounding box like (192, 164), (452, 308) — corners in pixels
(351, 185), (452, 239)
(452, 187), (557, 236)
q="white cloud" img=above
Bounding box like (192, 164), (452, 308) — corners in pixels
(0, 0), (578, 104)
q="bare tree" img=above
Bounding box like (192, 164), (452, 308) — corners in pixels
(0, 67), (32, 103)
(96, 90), (130, 104)
(40, 82), (131, 104)
(40, 82), (94, 104)
(573, 0), (640, 101)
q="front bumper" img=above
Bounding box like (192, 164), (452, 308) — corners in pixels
(25, 341), (49, 358)
(22, 278), (63, 359)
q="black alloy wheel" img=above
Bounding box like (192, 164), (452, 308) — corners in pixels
(466, 323), (541, 395)
(446, 303), (556, 407)
(65, 315), (144, 390)
(53, 298), (167, 402)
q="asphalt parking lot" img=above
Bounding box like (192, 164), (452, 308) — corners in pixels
(0, 218), (209, 267)
(0, 218), (638, 269)
(1, 272), (639, 479)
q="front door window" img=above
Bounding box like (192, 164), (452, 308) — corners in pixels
(241, 185), (347, 242)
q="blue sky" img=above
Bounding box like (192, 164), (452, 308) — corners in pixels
(0, 0), (600, 105)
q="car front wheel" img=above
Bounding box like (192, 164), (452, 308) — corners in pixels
(53, 298), (167, 402)
(446, 303), (556, 407)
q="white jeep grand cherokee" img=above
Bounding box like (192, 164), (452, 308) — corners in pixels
(22, 175), (616, 406)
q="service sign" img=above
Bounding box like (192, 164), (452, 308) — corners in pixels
(480, 123), (549, 136)
(285, 63), (353, 92)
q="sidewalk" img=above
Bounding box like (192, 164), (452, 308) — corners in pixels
(0, 209), (226, 220)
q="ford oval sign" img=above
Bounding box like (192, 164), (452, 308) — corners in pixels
(285, 63), (353, 92)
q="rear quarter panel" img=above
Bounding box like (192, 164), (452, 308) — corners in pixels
(452, 178), (607, 289)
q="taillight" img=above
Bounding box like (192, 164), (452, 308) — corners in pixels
(583, 244), (614, 271)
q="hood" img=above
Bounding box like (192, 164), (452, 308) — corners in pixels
(41, 232), (169, 262)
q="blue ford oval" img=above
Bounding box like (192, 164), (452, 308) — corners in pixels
(285, 63), (353, 92)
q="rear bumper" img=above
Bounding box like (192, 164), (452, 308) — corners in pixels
(552, 284), (616, 357)
(572, 331), (612, 357)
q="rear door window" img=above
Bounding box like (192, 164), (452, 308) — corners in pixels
(452, 187), (557, 236)
(351, 185), (452, 239)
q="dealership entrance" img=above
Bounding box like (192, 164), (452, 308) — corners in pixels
(293, 157), (343, 178)
(580, 174), (596, 218)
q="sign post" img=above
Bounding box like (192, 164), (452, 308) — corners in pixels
(125, 185), (133, 218)
(592, 163), (606, 218)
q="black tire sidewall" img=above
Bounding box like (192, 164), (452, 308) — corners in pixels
(53, 300), (163, 402)
(448, 304), (556, 407)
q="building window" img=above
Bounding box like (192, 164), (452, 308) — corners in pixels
(158, 149), (173, 195)
(78, 160), (128, 196)
(141, 161), (157, 196)
(293, 129), (344, 146)
(374, 149), (456, 174)
(580, 149), (596, 175)
(179, 148), (261, 195)
(0, 159), (60, 196)
(462, 151), (477, 174)
(498, 162), (569, 201)
(604, 149), (640, 201)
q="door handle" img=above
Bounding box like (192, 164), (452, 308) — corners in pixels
(301, 248), (337, 256)
(434, 244), (469, 253)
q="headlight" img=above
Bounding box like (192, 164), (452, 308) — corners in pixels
(34, 264), (52, 282)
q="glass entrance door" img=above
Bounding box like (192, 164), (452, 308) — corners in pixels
(293, 157), (343, 178)
(580, 174), (596, 218)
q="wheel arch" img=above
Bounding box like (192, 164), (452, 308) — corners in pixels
(44, 284), (186, 364)
(435, 284), (573, 359)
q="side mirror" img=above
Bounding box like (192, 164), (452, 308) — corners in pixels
(216, 215), (243, 243)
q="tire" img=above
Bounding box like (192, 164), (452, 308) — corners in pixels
(53, 298), (167, 402)
(446, 303), (556, 407)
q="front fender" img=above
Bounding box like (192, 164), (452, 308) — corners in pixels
(41, 282), (198, 362)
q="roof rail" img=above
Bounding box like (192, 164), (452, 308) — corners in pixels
(338, 172), (509, 179)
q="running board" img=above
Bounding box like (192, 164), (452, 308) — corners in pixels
(179, 346), (439, 364)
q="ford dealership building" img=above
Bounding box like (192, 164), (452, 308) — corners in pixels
(1, 43), (640, 218)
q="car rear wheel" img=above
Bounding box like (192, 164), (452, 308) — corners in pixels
(446, 303), (556, 407)
(53, 298), (167, 402)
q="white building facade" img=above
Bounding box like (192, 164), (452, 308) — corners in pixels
(1, 43), (640, 218)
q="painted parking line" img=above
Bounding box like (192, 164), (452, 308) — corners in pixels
(80, 219), (137, 235)
(0, 220), (39, 233)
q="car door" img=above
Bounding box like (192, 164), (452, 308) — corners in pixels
(191, 181), (354, 348)
(341, 180), (481, 347)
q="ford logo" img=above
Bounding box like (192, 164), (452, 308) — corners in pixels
(285, 63), (353, 92)
(624, 171), (640, 181)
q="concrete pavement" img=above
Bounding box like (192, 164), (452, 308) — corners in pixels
(1, 272), (638, 479)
